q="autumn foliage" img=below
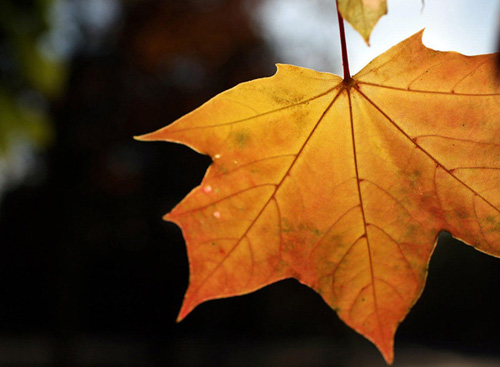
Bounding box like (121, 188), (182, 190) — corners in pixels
(138, 2), (500, 364)
(337, 0), (387, 43)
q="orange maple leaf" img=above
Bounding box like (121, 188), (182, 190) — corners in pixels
(137, 31), (500, 364)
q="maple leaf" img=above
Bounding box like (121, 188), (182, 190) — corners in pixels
(338, 0), (387, 43)
(137, 31), (500, 364)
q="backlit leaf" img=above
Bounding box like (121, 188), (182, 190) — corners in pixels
(338, 0), (387, 43)
(137, 31), (500, 364)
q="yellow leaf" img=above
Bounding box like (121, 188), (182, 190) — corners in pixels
(137, 30), (500, 364)
(338, 0), (387, 44)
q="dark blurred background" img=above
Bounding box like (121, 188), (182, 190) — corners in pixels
(1, 0), (500, 366)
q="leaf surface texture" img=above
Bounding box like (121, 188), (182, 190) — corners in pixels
(138, 31), (500, 364)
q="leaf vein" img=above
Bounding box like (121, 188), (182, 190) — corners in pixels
(356, 81), (500, 97)
(368, 224), (419, 285)
(167, 85), (342, 134)
(348, 88), (383, 335)
(176, 183), (277, 217)
(355, 87), (500, 218)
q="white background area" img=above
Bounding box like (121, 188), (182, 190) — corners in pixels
(253, 0), (500, 75)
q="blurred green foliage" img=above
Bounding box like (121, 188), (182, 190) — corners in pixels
(0, 0), (67, 156)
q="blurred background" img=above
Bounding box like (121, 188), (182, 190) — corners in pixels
(0, 0), (500, 366)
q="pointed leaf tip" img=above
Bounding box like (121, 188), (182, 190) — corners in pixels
(162, 212), (174, 222)
(338, 0), (388, 44)
(379, 340), (394, 365)
(176, 309), (187, 323)
(133, 131), (161, 142)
